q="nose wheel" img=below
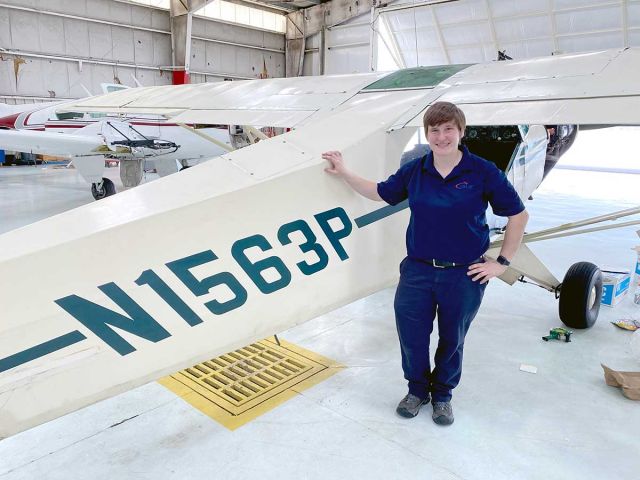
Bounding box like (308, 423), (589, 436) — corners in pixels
(91, 177), (116, 200)
(558, 262), (603, 329)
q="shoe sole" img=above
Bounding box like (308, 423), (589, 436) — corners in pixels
(432, 415), (454, 426)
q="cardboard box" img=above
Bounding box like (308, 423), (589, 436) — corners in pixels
(601, 270), (631, 306)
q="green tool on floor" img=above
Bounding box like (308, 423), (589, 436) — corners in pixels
(542, 327), (572, 342)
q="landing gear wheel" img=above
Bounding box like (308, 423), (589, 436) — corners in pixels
(91, 177), (116, 200)
(558, 262), (602, 329)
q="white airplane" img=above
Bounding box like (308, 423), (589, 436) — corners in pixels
(0, 87), (234, 199)
(1, 47), (640, 440)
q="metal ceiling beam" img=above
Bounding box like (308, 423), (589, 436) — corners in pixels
(548, 0), (560, 54)
(216, 0), (293, 15)
(431, 5), (450, 65)
(377, 0), (460, 15)
(287, 0), (393, 40)
(377, 11), (406, 68)
(170, 0), (194, 74)
(484, 0), (499, 58)
(170, 0), (216, 16)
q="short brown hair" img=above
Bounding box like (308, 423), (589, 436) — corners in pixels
(423, 101), (466, 132)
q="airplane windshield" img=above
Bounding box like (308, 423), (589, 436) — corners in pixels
(55, 112), (84, 120)
(362, 64), (471, 91)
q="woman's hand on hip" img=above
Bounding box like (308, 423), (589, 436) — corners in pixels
(467, 259), (507, 284)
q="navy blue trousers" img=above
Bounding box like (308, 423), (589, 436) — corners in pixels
(394, 257), (487, 402)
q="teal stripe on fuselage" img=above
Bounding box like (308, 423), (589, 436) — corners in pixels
(0, 330), (87, 373)
(354, 200), (409, 228)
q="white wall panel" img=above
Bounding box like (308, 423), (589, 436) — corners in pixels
(88, 23), (113, 59)
(113, 27), (136, 63)
(90, 63), (121, 89)
(152, 32), (171, 67)
(151, 8), (170, 31)
(9, 10), (35, 51)
(434, 0), (487, 24)
(0, 6), (11, 46)
(554, 0), (612, 9)
(52, 0), (88, 17)
(630, 2), (640, 24)
(325, 45), (369, 74)
(107, 0), (134, 24)
(133, 29), (154, 65)
(488, 0), (546, 18)
(557, 31), (624, 52)
(191, 39), (208, 71)
(303, 31), (321, 75)
(40, 60), (69, 97)
(192, 16), (284, 78)
(0, 63), (18, 97)
(324, 14), (371, 75)
(447, 45), (488, 64)
(440, 23), (493, 47)
(500, 39), (555, 59)
(15, 59), (44, 96)
(204, 42), (222, 72)
(380, 0), (640, 68)
(66, 62), (98, 97)
(37, 13), (66, 55)
(85, 0), (111, 22)
(493, 16), (552, 42)
(218, 43), (238, 74)
(131, 3), (153, 28)
(555, 7), (623, 35)
(64, 18), (90, 57)
(0, 0), (284, 101)
(263, 51), (284, 78)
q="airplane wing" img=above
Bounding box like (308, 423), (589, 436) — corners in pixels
(400, 48), (640, 127)
(0, 128), (106, 157)
(2, 47), (640, 439)
(60, 72), (390, 127)
(63, 49), (640, 129)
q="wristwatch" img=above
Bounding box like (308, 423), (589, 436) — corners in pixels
(496, 255), (511, 267)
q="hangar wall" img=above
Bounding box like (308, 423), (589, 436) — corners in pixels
(301, 0), (640, 76)
(303, 12), (373, 76)
(0, 0), (285, 104)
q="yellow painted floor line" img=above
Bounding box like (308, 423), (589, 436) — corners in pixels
(158, 338), (344, 430)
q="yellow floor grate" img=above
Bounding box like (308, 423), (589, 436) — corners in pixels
(159, 338), (343, 430)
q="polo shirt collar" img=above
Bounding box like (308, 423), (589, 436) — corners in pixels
(422, 144), (474, 179)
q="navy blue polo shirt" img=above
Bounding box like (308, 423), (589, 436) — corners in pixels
(377, 145), (525, 263)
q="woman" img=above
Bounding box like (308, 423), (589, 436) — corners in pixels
(322, 101), (528, 426)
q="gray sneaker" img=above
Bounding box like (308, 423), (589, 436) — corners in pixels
(432, 401), (454, 425)
(396, 393), (430, 418)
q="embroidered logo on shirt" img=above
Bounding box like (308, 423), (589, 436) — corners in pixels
(455, 181), (473, 190)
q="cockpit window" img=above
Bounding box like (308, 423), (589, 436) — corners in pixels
(55, 112), (84, 120)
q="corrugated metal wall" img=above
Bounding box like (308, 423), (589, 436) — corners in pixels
(303, 12), (373, 76)
(0, 0), (285, 104)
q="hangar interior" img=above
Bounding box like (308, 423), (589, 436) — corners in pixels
(1, 1), (640, 479)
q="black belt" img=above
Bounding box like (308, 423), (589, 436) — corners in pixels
(420, 257), (484, 268)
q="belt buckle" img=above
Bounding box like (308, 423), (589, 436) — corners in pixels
(432, 259), (445, 268)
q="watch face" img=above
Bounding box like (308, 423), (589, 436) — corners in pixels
(498, 256), (510, 266)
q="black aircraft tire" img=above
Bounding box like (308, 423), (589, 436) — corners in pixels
(91, 177), (116, 200)
(558, 262), (602, 329)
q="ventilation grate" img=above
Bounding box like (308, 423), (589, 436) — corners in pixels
(159, 338), (343, 430)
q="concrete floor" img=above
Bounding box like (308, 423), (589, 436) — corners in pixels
(1, 154), (640, 479)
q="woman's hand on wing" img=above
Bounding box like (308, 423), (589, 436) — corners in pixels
(322, 151), (347, 177)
